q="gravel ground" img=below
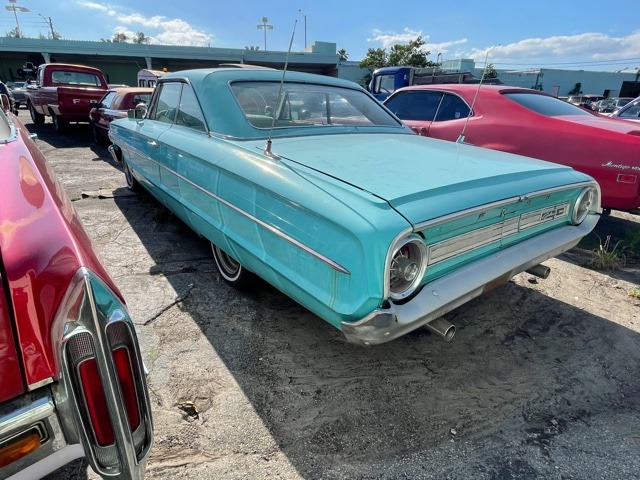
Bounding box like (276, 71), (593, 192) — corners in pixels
(23, 110), (639, 480)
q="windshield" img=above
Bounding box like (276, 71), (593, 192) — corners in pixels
(503, 92), (593, 117)
(230, 81), (401, 129)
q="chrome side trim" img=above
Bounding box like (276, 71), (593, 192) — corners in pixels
(160, 163), (351, 275)
(118, 139), (350, 275)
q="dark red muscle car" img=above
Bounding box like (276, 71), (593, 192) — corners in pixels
(384, 84), (640, 212)
(0, 96), (152, 478)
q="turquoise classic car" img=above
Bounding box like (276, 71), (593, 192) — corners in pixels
(108, 68), (600, 345)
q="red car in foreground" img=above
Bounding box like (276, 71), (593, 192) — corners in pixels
(384, 84), (640, 212)
(0, 96), (152, 478)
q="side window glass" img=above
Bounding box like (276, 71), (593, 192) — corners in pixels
(620, 105), (640, 118)
(434, 93), (471, 122)
(176, 85), (207, 132)
(151, 82), (182, 123)
(101, 92), (117, 108)
(386, 91), (443, 121)
(375, 74), (395, 94)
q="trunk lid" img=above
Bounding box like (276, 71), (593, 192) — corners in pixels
(256, 133), (587, 224)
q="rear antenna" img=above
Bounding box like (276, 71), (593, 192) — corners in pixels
(457, 44), (499, 144)
(264, 19), (298, 158)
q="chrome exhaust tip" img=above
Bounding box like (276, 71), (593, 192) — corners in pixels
(526, 264), (551, 279)
(425, 317), (456, 342)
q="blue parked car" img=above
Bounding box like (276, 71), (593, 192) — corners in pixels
(108, 68), (600, 345)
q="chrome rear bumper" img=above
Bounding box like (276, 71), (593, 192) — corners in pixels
(341, 214), (599, 345)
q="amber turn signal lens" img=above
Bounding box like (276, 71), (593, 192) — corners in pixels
(0, 432), (41, 467)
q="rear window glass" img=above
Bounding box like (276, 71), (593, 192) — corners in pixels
(230, 81), (400, 129)
(51, 70), (102, 87)
(503, 93), (592, 117)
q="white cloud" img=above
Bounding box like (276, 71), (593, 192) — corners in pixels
(77, 1), (116, 16)
(467, 31), (640, 65)
(367, 27), (640, 67)
(116, 13), (213, 46)
(368, 28), (424, 48)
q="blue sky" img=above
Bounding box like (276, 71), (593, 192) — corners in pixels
(4, 0), (640, 71)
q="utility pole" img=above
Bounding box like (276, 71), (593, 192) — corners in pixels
(256, 17), (273, 52)
(39, 13), (56, 39)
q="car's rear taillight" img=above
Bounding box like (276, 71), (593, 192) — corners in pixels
(78, 356), (114, 446)
(54, 268), (152, 478)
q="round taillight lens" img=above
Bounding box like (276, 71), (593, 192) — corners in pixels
(571, 186), (597, 225)
(389, 237), (427, 301)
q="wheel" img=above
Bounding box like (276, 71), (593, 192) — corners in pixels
(122, 158), (140, 191)
(92, 123), (107, 145)
(29, 102), (45, 124)
(52, 112), (67, 133)
(211, 243), (254, 289)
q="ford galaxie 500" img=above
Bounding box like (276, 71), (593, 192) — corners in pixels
(108, 68), (601, 345)
(0, 96), (152, 479)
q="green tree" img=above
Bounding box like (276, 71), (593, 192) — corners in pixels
(388, 36), (432, 68)
(484, 63), (498, 79)
(133, 32), (150, 44)
(359, 47), (388, 71)
(112, 32), (128, 43)
(338, 48), (348, 61)
(359, 36), (436, 71)
(5, 27), (20, 38)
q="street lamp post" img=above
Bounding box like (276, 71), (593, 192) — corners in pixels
(256, 16), (273, 52)
(5, 0), (30, 38)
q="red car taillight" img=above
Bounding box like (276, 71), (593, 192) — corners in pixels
(77, 346), (140, 447)
(55, 269), (152, 478)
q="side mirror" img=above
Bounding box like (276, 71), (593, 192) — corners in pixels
(90, 100), (100, 109)
(128, 102), (147, 120)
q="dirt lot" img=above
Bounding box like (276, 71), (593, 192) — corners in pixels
(24, 110), (640, 480)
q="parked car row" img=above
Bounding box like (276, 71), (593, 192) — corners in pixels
(593, 96), (634, 114)
(384, 84), (640, 213)
(1, 65), (607, 477)
(0, 96), (153, 479)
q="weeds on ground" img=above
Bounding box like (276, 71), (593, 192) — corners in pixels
(629, 288), (640, 300)
(587, 234), (625, 270)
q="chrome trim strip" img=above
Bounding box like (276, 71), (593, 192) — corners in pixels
(413, 181), (598, 231)
(427, 217), (520, 266)
(27, 377), (54, 392)
(156, 152), (350, 274)
(426, 202), (570, 267)
(0, 396), (54, 438)
(117, 141), (349, 275)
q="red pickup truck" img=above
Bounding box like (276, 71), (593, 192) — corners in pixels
(0, 96), (152, 478)
(26, 63), (109, 132)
